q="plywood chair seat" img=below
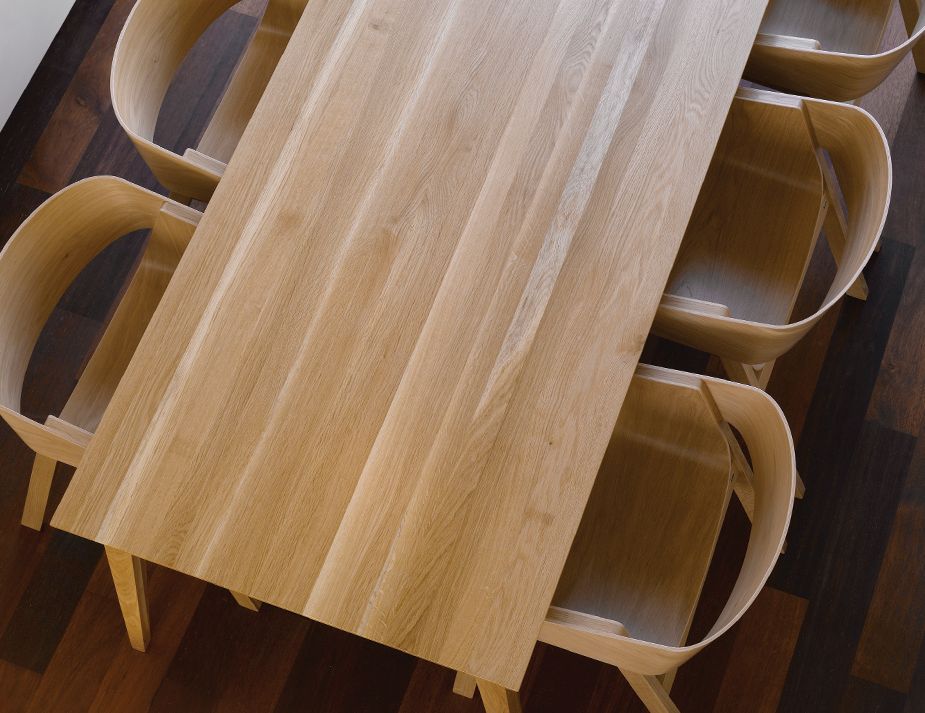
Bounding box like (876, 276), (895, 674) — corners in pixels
(654, 88), (890, 387)
(112, 0), (309, 203)
(0, 176), (201, 530)
(745, 0), (925, 101)
(454, 366), (795, 712)
(549, 373), (732, 649)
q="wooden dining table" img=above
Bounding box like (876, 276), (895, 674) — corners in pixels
(52, 0), (768, 708)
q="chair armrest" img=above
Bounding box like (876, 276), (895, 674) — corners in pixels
(754, 33), (822, 51)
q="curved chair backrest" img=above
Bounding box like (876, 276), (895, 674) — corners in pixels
(111, 0), (308, 202)
(0, 177), (199, 465)
(654, 89), (891, 366)
(540, 366), (795, 676)
(745, 0), (925, 101)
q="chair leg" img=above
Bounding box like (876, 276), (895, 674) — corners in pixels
(453, 671), (478, 698)
(229, 590), (262, 611)
(720, 358), (773, 389)
(105, 547), (150, 652)
(659, 667), (678, 693)
(620, 670), (680, 713)
(899, 0), (925, 74)
(476, 680), (522, 713)
(21, 453), (57, 530)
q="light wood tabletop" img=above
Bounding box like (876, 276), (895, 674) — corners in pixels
(53, 0), (768, 692)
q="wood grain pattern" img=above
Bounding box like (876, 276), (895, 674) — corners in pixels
(868, 79), (925, 434)
(53, 0), (767, 690)
(776, 422), (915, 711)
(852, 501), (925, 692)
(2, 0), (925, 708)
(105, 547), (150, 652)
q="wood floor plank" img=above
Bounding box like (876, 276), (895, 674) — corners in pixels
(41, 0), (119, 76)
(0, 0), (115, 199)
(904, 633), (925, 712)
(148, 585), (308, 713)
(710, 588), (808, 713)
(0, 66), (72, 201)
(86, 567), (206, 713)
(584, 665), (648, 713)
(272, 622), (416, 713)
(868, 245), (925, 436)
(397, 661), (487, 713)
(772, 240), (914, 598)
(879, 77), (925, 248)
(24, 590), (126, 713)
(18, 0), (136, 195)
(776, 422), (916, 712)
(519, 644), (600, 713)
(839, 677), (906, 713)
(0, 184), (50, 247)
(0, 533), (101, 673)
(852, 455), (925, 692)
(0, 660), (42, 713)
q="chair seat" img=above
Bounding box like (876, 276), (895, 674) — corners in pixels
(760, 0), (893, 54)
(664, 96), (824, 326)
(552, 376), (732, 647)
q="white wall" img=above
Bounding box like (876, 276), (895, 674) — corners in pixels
(0, 0), (76, 130)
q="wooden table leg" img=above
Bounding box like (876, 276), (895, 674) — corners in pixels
(230, 590), (262, 611)
(21, 454), (56, 530)
(105, 547), (150, 651)
(476, 680), (522, 713)
(453, 671), (477, 698)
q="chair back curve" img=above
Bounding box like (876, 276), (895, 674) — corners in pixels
(745, 0), (925, 101)
(0, 176), (199, 464)
(655, 90), (891, 366)
(111, 0), (309, 202)
(540, 367), (795, 676)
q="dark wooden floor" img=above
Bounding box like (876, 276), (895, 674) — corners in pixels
(0, 1), (923, 711)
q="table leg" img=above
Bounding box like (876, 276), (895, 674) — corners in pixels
(105, 547), (150, 651)
(453, 671), (477, 698)
(21, 454), (56, 530)
(476, 680), (522, 713)
(230, 590), (263, 611)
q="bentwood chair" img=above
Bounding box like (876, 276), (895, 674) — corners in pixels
(745, 0), (925, 101)
(111, 0), (309, 203)
(455, 365), (795, 713)
(653, 87), (890, 391)
(0, 177), (200, 530)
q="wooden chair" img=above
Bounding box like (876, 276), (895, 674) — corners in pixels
(745, 0), (925, 101)
(653, 87), (890, 391)
(0, 176), (200, 530)
(111, 0), (308, 203)
(454, 365), (795, 713)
